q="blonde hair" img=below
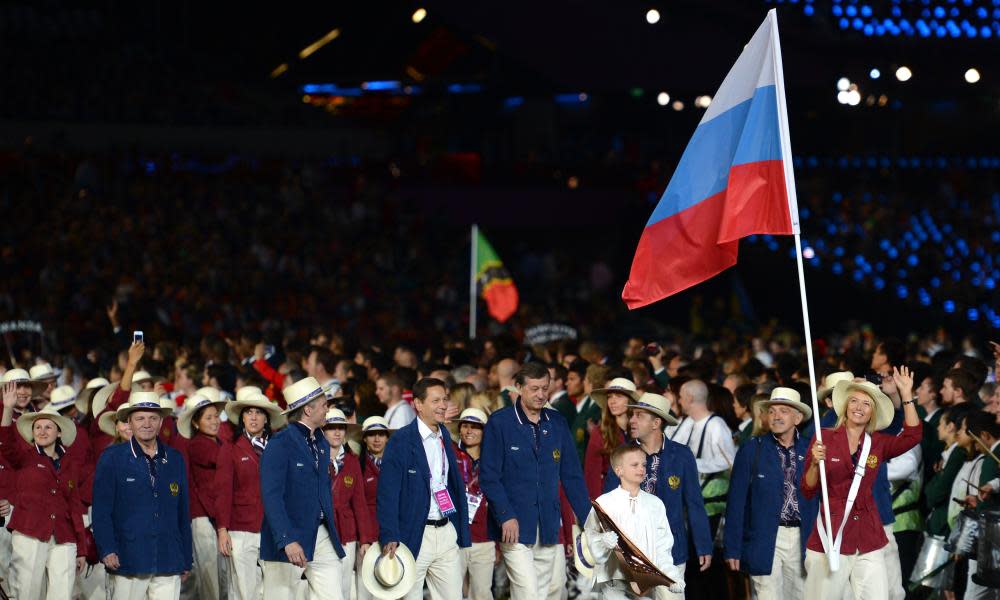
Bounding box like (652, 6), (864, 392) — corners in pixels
(469, 391), (499, 414)
(834, 389), (879, 433)
(610, 444), (644, 470)
(750, 393), (772, 436)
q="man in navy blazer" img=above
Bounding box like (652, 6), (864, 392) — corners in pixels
(260, 376), (346, 600)
(92, 391), (193, 599)
(377, 377), (470, 599)
(724, 387), (816, 599)
(479, 362), (590, 600)
(603, 392), (714, 599)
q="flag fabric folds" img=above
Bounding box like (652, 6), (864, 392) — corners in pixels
(622, 9), (800, 310)
(475, 229), (519, 323)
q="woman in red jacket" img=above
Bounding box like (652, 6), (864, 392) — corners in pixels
(215, 390), (284, 600)
(584, 378), (639, 499)
(1, 382), (87, 600)
(802, 367), (921, 599)
(322, 407), (375, 600)
(178, 391), (227, 600)
(454, 408), (495, 600)
(357, 415), (392, 600)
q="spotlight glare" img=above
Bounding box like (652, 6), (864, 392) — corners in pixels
(656, 92), (670, 106)
(694, 95), (712, 108)
(837, 90), (850, 104)
(671, 100), (684, 111)
(646, 9), (661, 24)
(412, 8), (427, 23)
(837, 77), (851, 91)
(895, 66), (912, 81)
(870, 68), (881, 79)
(846, 90), (861, 105)
(965, 68), (981, 83)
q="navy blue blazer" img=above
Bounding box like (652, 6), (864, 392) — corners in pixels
(603, 439), (712, 565)
(723, 433), (817, 575)
(480, 402), (590, 545)
(376, 419), (471, 557)
(92, 439), (193, 576)
(260, 424), (345, 561)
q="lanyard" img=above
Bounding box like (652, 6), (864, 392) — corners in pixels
(816, 432), (871, 572)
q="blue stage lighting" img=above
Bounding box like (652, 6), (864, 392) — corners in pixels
(847, 5), (858, 16)
(805, 5), (815, 15)
(874, 277), (886, 290)
(896, 285), (908, 299)
(934, 6), (945, 18)
(833, 262), (844, 275)
(853, 270), (865, 282)
(968, 308), (979, 321)
(361, 80), (402, 91)
(503, 97), (524, 110)
(931, 277), (942, 288)
(944, 300), (956, 313)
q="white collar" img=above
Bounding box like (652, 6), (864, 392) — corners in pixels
(416, 417), (440, 441)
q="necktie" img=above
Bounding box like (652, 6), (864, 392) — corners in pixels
(250, 435), (266, 456)
(306, 435), (319, 468)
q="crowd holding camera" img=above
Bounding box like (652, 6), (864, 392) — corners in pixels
(0, 326), (997, 600)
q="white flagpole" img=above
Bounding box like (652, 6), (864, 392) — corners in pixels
(770, 9), (836, 570)
(469, 224), (478, 340)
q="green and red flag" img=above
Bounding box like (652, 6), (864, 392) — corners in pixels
(472, 226), (519, 326)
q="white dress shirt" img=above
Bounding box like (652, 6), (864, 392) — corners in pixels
(385, 400), (416, 430)
(887, 444), (921, 483)
(417, 417), (449, 519)
(666, 413), (736, 478)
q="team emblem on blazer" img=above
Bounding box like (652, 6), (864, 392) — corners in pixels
(553, 449), (561, 463)
(67, 479), (74, 489)
(668, 475), (681, 490)
(344, 475), (354, 487)
(576, 429), (584, 442)
(866, 454), (879, 469)
(169, 482), (180, 496)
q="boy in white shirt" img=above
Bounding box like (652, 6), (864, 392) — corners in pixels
(585, 445), (685, 599)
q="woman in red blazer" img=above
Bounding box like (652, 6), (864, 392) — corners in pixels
(584, 378), (639, 499)
(455, 408), (495, 600)
(322, 408), (375, 600)
(357, 415), (392, 600)
(802, 368), (921, 599)
(215, 391), (285, 600)
(1, 383), (87, 600)
(178, 392), (228, 600)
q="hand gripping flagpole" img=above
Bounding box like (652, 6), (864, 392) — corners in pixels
(769, 9), (837, 571)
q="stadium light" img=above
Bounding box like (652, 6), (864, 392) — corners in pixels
(657, 92), (670, 106)
(869, 68), (880, 79)
(895, 66), (912, 82)
(965, 68), (980, 83)
(837, 77), (850, 91)
(646, 9), (661, 24)
(412, 8), (427, 23)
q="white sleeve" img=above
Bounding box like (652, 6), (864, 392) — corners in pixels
(695, 419), (736, 474)
(886, 444), (921, 482)
(584, 508), (613, 565)
(651, 499), (675, 572)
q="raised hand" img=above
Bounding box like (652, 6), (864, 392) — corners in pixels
(892, 365), (914, 401)
(1, 382), (16, 410)
(127, 341), (145, 366)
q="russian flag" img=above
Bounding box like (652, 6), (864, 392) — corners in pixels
(623, 9), (800, 310)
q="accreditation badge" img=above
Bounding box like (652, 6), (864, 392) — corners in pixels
(552, 449), (561, 463)
(344, 475), (354, 488)
(169, 482), (180, 496)
(668, 475), (681, 490)
(866, 454), (879, 469)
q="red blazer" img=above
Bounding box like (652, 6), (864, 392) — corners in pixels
(361, 454), (381, 538)
(584, 426), (623, 500)
(187, 433), (222, 520)
(453, 444), (490, 543)
(801, 422), (922, 555)
(215, 436), (264, 533)
(0, 425), (86, 552)
(330, 452), (376, 545)
(66, 427), (96, 506)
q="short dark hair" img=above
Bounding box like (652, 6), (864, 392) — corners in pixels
(310, 346), (337, 374)
(413, 377), (447, 401)
(549, 364), (568, 384)
(394, 367), (418, 390)
(378, 372), (403, 390)
(515, 362), (551, 386)
(877, 338), (906, 369)
(945, 368), (980, 400)
(941, 403), (976, 428)
(734, 383), (757, 410)
(566, 358), (589, 379)
(965, 410), (1000, 441)
(954, 356), (988, 388)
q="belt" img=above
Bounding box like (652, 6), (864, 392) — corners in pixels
(426, 517), (449, 527)
(779, 520), (801, 527)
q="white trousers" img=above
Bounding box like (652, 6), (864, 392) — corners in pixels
(546, 545), (567, 600)
(882, 524), (904, 600)
(460, 542), (496, 600)
(108, 573), (182, 600)
(500, 528), (560, 600)
(749, 526), (804, 600)
(191, 516), (222, 600)
(405, 523), (462, 600)
(804, 548), (888, 600)
(75, 563), (107, 600)
(0, 507), (12, 595)
(262, 526), (344, 600)
(338, 541), (357, 600)
(967, 560), (1000, 600)
(653, 563), (686, 600)
(228, 530), (263, 600)
(10, 531), (76, 600)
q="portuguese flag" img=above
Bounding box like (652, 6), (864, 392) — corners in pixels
(472, 226), (519, 325)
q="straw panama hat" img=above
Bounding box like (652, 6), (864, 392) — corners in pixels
(17, 406), (77, 446)
(47, 385), (79, 413)
(226, 390), (285, 430)
(29, 363), (58, 382)
(1, 369), (30, 384)
(77, 377), (110, 414)
(819, 371), (855, 401)
(281, 377), (325, 415)
(116, 391), (174, 421)
(322, 407), (359, 433)
(195, 387), (223, 405)
(91, 382), (119, 417)
(591, 378), (641, 408)
(131, 370), (165, 386)
(98, 410), (122, 437)
(626, 392), (680, 426)
(831, 379), (894, 431)
(177, 393), (227, 438)
(457, 407), (488, 426)
(757, 386), (813, 420)
(573, 528), (596, 579)
(360, 542), (418, 600)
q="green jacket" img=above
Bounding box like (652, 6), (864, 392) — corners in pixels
(924, 445), (968, 536)
(978, 441), (1000, 512)
(550, 392), (576, 428)
(570, 396), (601, 463)
(920, 407), (945, 482)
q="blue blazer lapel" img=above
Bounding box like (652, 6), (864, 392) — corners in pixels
(288, 426), (317, 468)
(407, 423), (432, 483)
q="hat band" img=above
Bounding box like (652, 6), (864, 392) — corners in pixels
(461, 416), (483, 423)
(50, 399), (76, 410)
(130, 401), (162, 409)
(325, 417), (347, 424)
(364, 424), (389, 432)
(373, 556), (405, 587)
(771, 397), (798, 404)
(608, 386), (632, 392)
(634, 401), (662, 412)
(576, 536), (594, 569)
(287, 387), (324, 411)
(193, 399), (212, 410)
